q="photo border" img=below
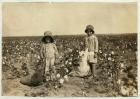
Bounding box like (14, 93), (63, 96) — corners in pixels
(0, 0), (139, 99)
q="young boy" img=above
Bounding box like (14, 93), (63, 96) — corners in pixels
(84, 25), (98, 78)
(40, 31), (59, 81)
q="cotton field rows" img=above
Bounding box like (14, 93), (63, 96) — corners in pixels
(2, 34), (137, 96)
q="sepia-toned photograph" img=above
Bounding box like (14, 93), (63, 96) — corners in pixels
(2, 2), (137, 97)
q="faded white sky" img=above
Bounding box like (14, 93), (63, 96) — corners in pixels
(3, 2), (137, 36)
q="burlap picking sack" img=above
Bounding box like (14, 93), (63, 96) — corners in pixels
(20, 69), (43, 86)
(69, 51), (90, 77)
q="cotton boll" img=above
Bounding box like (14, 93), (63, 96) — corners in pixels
(120, 86), (129, 96)
(76, 50), (79, 53)
(3, 57), (6, 59)
(61, 64), (65, 67)
(111, 51), (114, 55)
(56, 73), (61, 78)
(111, 58), (114, 61)
(64, 75), (69, 82)
(59, 78), (64, 84)
(20, 56), (22, 59)
(108, 57), (111, 61)
(64, 68), (69, 73)
(37, 55), (40, 59)
(22, 71), (27, 75)
(36, 60), (39, 63)
(130, 87), (137, 96)
(2, 61), (5, 65)
(120, 63), (125, 68)
(59, 56), (63, 59)
(69, 58), (72, 61)
(117, 79), (121, 85)
(65, 61), (68, 64)
(46, 77), (50, 82)
(27, 54), (30, 58)
(69, 62), (72, 65)
(99, 50), (102, 54)
(82, 91), (85, 96)
(104, 53), (107, 57)
(54, 85), (58, 89)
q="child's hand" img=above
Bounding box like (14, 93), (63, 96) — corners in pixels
(94, 52), (98, 58)
(55, 59), (60, 65)
(85, 48), (88, 52)
(55, 52), (60, 59)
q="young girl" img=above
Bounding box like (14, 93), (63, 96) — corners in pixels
(84, 25), (98, 78)
(40, 31), (59, 81)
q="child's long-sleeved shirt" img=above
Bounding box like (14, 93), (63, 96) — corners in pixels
(85, 35), (98, 52)
(40, 43), (58, 59)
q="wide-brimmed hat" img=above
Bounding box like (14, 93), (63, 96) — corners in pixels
(41, 31), (54, 43)
(85, 25), (94, 33)
(44, 31), (52, 36)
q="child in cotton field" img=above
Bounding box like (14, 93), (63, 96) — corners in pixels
(84, 25), (98, 78)
(40, 31), (59, 81)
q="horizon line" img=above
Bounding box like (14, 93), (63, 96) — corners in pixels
(2, 32), (137, 37)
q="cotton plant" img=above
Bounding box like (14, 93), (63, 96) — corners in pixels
(2, 35), (137, 96)
(116, 61), (138, 96)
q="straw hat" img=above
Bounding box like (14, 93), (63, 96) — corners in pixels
(85, 25), (94, 33)
(42, 31), (54, 43)
(44, 31), (52, 36)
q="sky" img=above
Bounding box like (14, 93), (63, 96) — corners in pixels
(2, 2), (137, 37)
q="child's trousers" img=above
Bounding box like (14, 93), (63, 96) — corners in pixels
(45, 57), (55, 74)
(87, 52), (97, 77)
(89, 63), (96, 77)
